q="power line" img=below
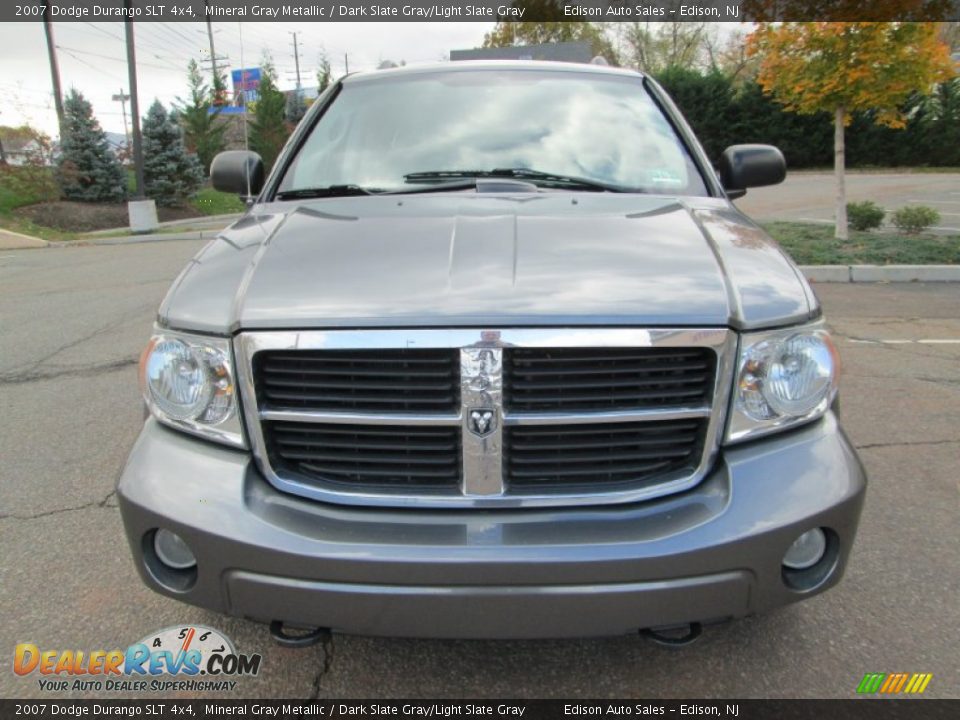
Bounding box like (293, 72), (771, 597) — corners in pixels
(158, 21), (204, 52)
(56, 47), (125, 83)
(142, 23), (203, 58)
(82, 21), (122, 41)
(55, 45), (182, 73)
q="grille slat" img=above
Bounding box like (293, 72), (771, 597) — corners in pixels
(265, 421), (462, 491)
(506, 361), (710, 377)
(505, 419), (707, 491)
(509, 461), (675, 479)
(505, 347), (716, 413)
(508, 374), (708, 391)
(263, 391), (458, 405)
(256, 349), (459, 413)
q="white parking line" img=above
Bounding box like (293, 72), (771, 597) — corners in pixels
(849, 338), (960, 345)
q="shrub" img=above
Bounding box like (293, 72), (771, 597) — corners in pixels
(891, 206), (941, 234)
(846, 201), (885, 231)
(0, 127), (59, 212)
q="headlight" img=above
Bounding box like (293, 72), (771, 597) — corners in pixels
(726, 323), (839, 443)
(139, 330), (245, 448)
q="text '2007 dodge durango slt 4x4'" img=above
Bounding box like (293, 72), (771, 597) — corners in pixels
(119, 61), (866, 642)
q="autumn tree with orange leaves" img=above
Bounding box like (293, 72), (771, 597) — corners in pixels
(747, 23), (954, 239)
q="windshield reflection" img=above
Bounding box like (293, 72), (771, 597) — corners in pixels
(279, 70), (708, 196)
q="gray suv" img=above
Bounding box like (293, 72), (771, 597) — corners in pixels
(119, 61), (866, 641)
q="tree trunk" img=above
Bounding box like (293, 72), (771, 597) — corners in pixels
(834, 106), (848, 240)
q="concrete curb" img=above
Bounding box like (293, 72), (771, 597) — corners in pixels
(61, 231), (213, 246)
(0, 229), (49, 250)
(800, 265), (960, 283)
(81, 212), (242, 237)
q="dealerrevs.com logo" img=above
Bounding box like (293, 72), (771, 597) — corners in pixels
(13, 625), (262, 693)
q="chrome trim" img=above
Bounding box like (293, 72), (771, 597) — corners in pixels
(503, 407), (711, 426)
(234, 328), (736, 509)
(460, 347), (505, 497)
(260, 409), (462, 426)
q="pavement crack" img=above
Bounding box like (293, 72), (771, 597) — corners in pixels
(855, 438), (959, 451)
(0, 488), (118, 521)
(0, 357), (136, 385)
(308, 633), (335, 699)
(0, 300), (154, 380)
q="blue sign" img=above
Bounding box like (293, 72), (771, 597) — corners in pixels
(231, 67), (261, 104)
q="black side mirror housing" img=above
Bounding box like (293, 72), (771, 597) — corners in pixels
(718, 144), (786, 198)
(211, 150), (265, 197)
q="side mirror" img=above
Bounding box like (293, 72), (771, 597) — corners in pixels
(211, 150), (264, 197)
(718, 144), (786, 198)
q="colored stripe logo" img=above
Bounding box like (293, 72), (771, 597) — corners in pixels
(857, 673), (933, 694)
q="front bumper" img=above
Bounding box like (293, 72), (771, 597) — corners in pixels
(118, 414), (866, 639)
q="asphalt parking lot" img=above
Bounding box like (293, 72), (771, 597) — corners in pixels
(737, 171), (960, 234)
(1, 239), (958, 699)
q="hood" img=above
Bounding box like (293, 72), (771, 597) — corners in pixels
(159, 193), (817, 334)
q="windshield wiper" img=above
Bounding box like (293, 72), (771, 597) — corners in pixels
(381, 179), (479, 195)
(275, 184), (377, 200)
(403, 168), (636, 193)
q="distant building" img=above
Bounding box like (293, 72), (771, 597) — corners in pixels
(0, 128), (52, 166)
(450, 41), (594, 64)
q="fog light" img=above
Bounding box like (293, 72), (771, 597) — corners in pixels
(783, 528), (827, 570)
(153, 529), (196, 570)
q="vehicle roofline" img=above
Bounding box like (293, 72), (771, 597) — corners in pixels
(341, 60), (645, 84)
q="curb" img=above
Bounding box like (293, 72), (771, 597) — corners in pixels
(0, 229), (49, 250)
(800, 265), (960, 283)
(81, 212), (242, 237)
(62, 231), (213, 246)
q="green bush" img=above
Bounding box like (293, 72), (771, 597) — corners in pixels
(890, 206), (941, 234)
(846, 201), (885, 231)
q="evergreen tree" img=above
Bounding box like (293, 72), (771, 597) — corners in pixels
(249, 61), (290, 173)
(141, 100), (203, 207)
(317, 52), (333, 92)
(212, 64), (230, 107)
(177, 59), (228, 175)
(285, 88), (307, 124)
(56, 89), (126, 203)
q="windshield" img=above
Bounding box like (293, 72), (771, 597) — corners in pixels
(276, 69), (709, 196)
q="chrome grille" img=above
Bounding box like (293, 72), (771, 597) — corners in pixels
(504, 347), (716, 412)
(505, 418), (708, 491)
(255, 349), (459, 413)
(236, 329), (735, 508)
(264, 420), (461, 492)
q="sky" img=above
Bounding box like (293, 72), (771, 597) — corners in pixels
(0, 21), (494, 139)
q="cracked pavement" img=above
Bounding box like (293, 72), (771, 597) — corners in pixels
(1, 242), (958, 699)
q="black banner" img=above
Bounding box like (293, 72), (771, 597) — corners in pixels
(2, 700), (959, 719)
(3, 0), (959, 23)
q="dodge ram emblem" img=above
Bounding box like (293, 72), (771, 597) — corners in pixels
(468, 409), (496, 437)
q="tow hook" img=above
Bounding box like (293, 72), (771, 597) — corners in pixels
(269, 621), (331, 648)
(640, 622), (702, 647)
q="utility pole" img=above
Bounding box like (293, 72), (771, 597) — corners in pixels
(111, 90), (130, 150)
(290, 32), (302, 89)
(124, 7), (144, 200)
(204, 1), (222, 102)
(42, 0), (65, 137)
(344, 53), (349, 75)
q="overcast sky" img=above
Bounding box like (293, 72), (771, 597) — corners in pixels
(0, 21), (494, 138)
